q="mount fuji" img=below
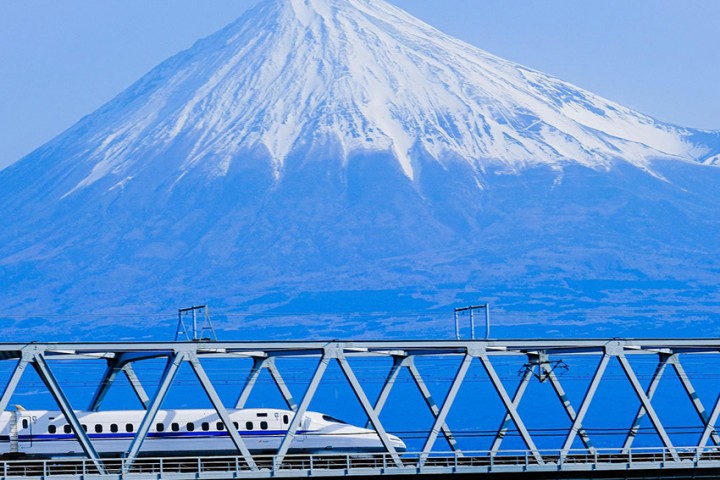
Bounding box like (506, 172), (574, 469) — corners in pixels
(2, 0), (719, 340)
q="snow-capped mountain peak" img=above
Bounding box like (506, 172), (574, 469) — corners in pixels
(42, 0), (718, 196)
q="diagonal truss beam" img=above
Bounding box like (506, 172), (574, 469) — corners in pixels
(420, 354), (472, 465)
(0, 353), (31, 413)
(187, 353), (257, 470)
(369, 356), (460, 452)
(368, 356), (404, 422)
(696, 390), (720, 460)
(491, 362), (533, 453)
(122, 363), (151, 409)
(266, 358), (297, 411)
(337, 355), (403, 467)
(542, 361), (594, 451)
(88, 355), (151, 411)
(479, 353), (543, 464)
(274, 356), (329, 468)
(561, 354), (610, 457)
(31, 353), (106, 474)
(236, 357), (296, 411)
(617, 354), (679, 461)
(406, 358), (461, 453)
(124, 353), (184, 470)
(671, 356), (720, 446)
(622, 353), (670, 451)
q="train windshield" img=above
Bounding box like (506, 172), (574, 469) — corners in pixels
(322, 415), (348, 424)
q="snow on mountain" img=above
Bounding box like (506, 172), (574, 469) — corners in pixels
(53, 0), (716, 199)
(1, 0), (720, 340)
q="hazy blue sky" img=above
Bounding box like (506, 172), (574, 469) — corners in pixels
(1, 0), (718, 169)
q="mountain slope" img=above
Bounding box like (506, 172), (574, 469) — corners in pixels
(1, 0), (719, 340)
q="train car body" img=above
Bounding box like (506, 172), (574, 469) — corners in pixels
(0, 408), (405, 458)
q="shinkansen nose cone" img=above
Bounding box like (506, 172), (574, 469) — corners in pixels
(390, 433), (406, 452)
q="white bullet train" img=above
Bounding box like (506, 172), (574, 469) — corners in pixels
(0, 407), (406, 458)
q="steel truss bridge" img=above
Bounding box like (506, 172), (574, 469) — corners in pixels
(3, 339), (720, 479)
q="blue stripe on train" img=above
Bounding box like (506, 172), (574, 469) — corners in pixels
(15, 430), (313, 442)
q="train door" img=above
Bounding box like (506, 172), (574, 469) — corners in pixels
(10, 411), (33, 452)
(18, 414), (34, 450)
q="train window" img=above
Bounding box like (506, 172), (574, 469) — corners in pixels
(283, 415), (289, 425)
(233, 422), (239, 429)
(171, 423), (179, 432)
(260, 421), (268, 430)
(49, 425), (56, 434)
(156, 423), (165, 432)
(64, 425), (71, 434)
(256, 413), (268, 417)
(245, 422), (253, 431)
(125, 424), (134, 433)
(187, 422), (195, 432)
(82, 424), (88, 432)
(22, 419), (28, 429)
(201, 422), (209, 431)
(110, 424), (118, 433)
(95, 425), (103, 433)
(322, 415), (348, 424)
(216, 422), (224, 431)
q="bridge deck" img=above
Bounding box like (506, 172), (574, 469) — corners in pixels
(3, 448), (720, 479)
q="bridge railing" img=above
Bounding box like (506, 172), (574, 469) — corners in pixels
(3, 446), (720, 478)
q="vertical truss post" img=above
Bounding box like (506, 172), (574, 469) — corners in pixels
(420, 354), (472, 465)
(617, 354), (678, 462)
(31, 353), (106, 474)
(670, 356), (720, 446)
(622, 353), (670, 452)
(491, 364), (533, 453)
(274, 355), (329, 468)
(187, 353), (257, 470)
(0, 352), (31, 413)
(478, 352), (543, 464)
(561, 354), (610, 457)
(337, 354), (403, 467)
(124, 352), (184, 470)
(406, 358), (461, 453)
(542, 361), (594, 451)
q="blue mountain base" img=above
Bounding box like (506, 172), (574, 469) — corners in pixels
(2, 151), (719, 342)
